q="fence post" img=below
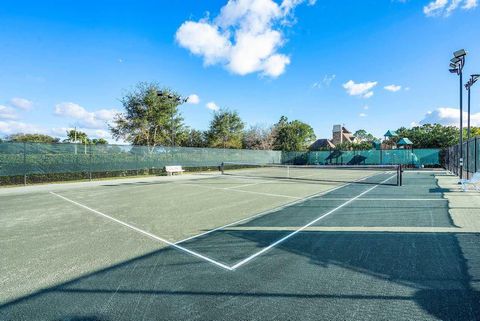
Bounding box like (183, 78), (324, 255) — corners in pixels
(475, 137), (478, 174)
(23, 142), (27, 186)
(89, 144), (93, 181)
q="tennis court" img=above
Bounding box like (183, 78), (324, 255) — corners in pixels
(2, 166), (480, 321)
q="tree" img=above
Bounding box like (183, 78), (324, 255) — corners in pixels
(110, 82), (185, 148)
(395, 124), (458, 148)
(64, 129), (89, 144)
(243, 125), (274, 150)
(92, 138), (108, 145)
(180, 129), (207, 148)
(335, 141), (373, 150)
(206, 109), (245, 149)
(353, 129), (376, 142)
(7, 133), (60, 143)
(272, 116), (316, 151)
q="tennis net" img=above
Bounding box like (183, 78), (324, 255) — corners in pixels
(220, 162), (402, 186)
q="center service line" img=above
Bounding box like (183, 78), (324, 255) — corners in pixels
(229, 174), (396, 270)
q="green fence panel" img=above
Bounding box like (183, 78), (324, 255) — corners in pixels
(0, 142), (283, 177)
(0, 142), (442, 178)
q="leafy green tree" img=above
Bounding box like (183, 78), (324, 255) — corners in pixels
(272, 116), (316, 151)
(64, 130), (90, 144)
(7, 133), (60, 143)
(335, 141), (373, 150)
(181, 129), (207, 148)
(243, 125), (274, 150)
(206, 109), (245, 149)
(92, 138), (108, 145)
(353, 129), (376, 142)
(110, 82), (185, 148)
(463, 127), (480, 140)
(395, 124), (458, 148)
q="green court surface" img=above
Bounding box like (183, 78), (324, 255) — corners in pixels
(1, 169), (480, 321)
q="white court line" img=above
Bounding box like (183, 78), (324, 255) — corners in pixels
(314, 198), (447, 201)
(174, 171), (389, 245)
(221, 171), (330, 190)
(177, 182), (301, 200)
(175, 179), (356, 245)
(229, 174), (396, 270)
(49, 192), (233, 271)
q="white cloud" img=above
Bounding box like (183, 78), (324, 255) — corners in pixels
(464, 0), (478, 8)
(363, 91), (374, 99)
(0, 105), (17, 120)
(418, 107), (480, 126)
(363, 105), (369, 110)
(424, 0), (477, 16)
(359, 113), (367, 117)
(312, 74), (336, 89)
(384, 84), (402, 92)
(54, 102), (118, 129)
(0, 121), (44, 135)
(206, 101), (220, 111)
(187, 94), (200, 104)
(175, 0), (315, 77)
(342, 80), (378, 98)
(10, 97), (33, 110)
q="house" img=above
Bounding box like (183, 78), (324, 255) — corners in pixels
(332, 125), (359, 145)
(309, 138), (335, 150)
(310, 125), (358, 150)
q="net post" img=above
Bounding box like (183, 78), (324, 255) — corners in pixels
(220, 162), (225, 174)
(398, 164), (403, 186)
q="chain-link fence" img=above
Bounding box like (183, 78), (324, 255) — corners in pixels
(445, 137), (479, 178)
(0, 142), (441, 185)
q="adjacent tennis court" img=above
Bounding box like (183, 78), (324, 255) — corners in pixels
(1, 166), (480, 321)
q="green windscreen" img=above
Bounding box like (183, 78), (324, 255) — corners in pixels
(0, 142), (441, 180)
(0, 143), (282, 177)
(304, 149), (439, 166)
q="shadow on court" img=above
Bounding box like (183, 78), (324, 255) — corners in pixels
(2, 172), (478, 321)
(1, 229), (480, 321)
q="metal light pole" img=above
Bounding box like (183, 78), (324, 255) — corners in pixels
(449, 49), (467, 180)
(465, 74), (480, 176)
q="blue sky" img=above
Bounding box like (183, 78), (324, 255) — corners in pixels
(0, 0), (479, 142)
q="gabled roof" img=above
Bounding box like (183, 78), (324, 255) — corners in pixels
(397, 137), (413, 145)
(310, 139), (335, 150)
(384, 130), (398, 137)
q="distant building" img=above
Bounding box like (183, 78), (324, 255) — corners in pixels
(332, 125), (358, 145)
(309, 138), (336, 150)
(310, 125), (359, 150)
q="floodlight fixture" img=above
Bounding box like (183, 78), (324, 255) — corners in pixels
(453, 49), (467, 58)
(451, 57), (461, 64)
(450, 63), (457, 68)
(472, 74), (480, 84)
(449, 68), (459, 74)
